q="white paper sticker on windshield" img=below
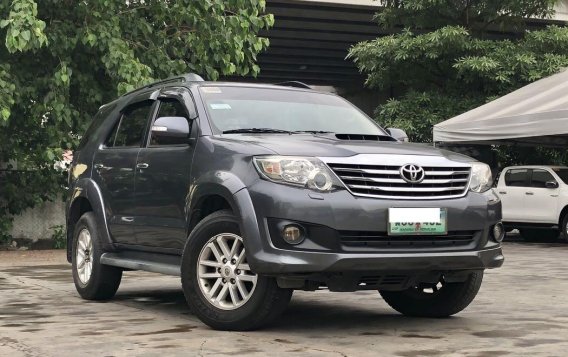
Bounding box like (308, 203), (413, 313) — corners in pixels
(202, 87), (222, 94)
(210, 103), (232, 110)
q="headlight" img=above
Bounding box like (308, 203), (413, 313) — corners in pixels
(469, 162), (493, 193)
(253, 156), (342, 192)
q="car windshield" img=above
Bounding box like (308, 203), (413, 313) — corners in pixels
(199, 86), (386, 135)
(552, 168), (568, 184)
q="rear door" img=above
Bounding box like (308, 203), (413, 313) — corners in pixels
(499, 168), (530, 222)
(92, 97), (156, 244)
(525, 169), (560, 223)
(133, 88), (197, 250)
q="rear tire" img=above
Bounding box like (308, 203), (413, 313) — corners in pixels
(72, 212), (122, 300)
(380, 271), (483, 317)
(560, 214), (568, 242)
(181, 210), (292, 331)
(519, 228), (558, 242)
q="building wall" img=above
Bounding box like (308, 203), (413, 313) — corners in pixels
(555, 0), (568, 21)
(9, 199), (65, 241)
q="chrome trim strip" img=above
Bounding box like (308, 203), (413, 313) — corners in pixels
(338, 176), (468, 185)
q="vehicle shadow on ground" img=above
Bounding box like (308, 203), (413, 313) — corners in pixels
(112, 288), (466, 333)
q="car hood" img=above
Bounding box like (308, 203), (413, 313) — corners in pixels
(221, 134), (474, 162)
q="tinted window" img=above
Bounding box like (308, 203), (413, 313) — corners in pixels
(149, 100), (190, 146)
(78, 103), (116, 151)
(107, 102), (153, 148)
(531, 169), (556, 188)
(504, 169), (529, 187)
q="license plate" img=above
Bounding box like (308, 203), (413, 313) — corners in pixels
(388, 208), (447, 235)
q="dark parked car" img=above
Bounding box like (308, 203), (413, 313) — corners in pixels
(66, 74), (504, 330)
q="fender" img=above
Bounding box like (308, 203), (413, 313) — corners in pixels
(186, 170), (247, 233)
(67, 178), (116, 261)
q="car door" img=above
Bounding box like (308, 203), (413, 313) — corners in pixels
(498, 168), (530, 222)
(92, 97), (156, 244)
(525, 169), (560, 223)
(133, 89), (197, 250)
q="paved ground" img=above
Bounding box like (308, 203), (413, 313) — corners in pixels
(1, 241), (568, 357)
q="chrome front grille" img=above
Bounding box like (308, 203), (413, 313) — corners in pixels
(328, 163), (471, 199)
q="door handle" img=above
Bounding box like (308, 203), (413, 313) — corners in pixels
(94, 163), (110, 171)
(498, 191), (507, 194)
(525, 192), (534, 195)
(136, 163), (149, 169)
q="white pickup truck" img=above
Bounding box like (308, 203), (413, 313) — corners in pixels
(495, 165), (568, 241)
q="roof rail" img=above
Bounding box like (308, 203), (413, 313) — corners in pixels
(121, 73), (204, 97)
(274, 81), (312, 89)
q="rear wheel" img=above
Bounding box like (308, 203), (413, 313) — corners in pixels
(519, 228), (558, 242)
(72, 212), (122, 300)
(560, 214), (568, 242)
(181, 210), (292, 331)
(380, 271), (483, 317)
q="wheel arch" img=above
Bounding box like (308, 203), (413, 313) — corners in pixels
(66, 179), (114, 262)
(187, 183), (239, 234)
(559, 205), (568, 227)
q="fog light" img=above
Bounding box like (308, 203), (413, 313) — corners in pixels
(492, 222), (504, 242)
(282, 225), (304, 245)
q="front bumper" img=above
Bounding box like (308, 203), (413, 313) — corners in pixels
(235, 180), (503, 275)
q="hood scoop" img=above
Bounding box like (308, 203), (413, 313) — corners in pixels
(335, 134), (396, 142)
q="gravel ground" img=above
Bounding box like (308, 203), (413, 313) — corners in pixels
(1, 241), (567, 357)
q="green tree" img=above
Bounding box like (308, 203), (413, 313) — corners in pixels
(0, 0), (274, 240)
(348, 0), (568, 144)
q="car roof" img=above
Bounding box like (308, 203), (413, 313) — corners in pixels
(98, 73), (338, 111)
(193, 81), (330, 94)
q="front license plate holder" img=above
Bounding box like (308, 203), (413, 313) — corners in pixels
(388, 208), (447, 236)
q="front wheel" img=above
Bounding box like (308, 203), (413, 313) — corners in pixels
(380, 271), (483, 317)
(181, 210), (292, 331)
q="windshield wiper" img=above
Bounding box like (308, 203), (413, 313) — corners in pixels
(222, 128), (294, 134)
(294, 130), (334, 134)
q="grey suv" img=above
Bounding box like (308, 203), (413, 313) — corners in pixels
(66, 74), (504, 331)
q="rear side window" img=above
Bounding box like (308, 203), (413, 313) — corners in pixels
(504, 169), (529, 187)
(106, 101), (153, 148)
(78, 103), (116, 151)
(531, 169), (555, 188)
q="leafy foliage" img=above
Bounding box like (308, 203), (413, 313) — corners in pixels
(0, 0), (273, 238)
(349, 0), (568, 163)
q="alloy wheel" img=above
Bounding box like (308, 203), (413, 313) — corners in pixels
(197, 233), (257, 310)
(76, 229), (93, 284)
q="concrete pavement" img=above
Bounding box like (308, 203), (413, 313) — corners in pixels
(1, 242), (568, 356)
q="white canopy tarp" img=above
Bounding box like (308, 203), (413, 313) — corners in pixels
(433, 68), (568, 147)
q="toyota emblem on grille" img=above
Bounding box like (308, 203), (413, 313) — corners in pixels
(400, 164), (425, 183)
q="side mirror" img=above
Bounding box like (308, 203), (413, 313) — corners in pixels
(151, 116), (190, 145)
(545, 180), (559, 189)
(386, 128), (409, 142)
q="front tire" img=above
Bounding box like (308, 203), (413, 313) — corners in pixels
(181, 210), (292, 331)
(72, 212), (122, 300)
(380, 271), (483, 317)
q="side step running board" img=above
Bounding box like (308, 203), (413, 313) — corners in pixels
(100, 251), (181, 276)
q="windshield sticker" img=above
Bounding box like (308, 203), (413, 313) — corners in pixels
(202, 87), (222, 94)
(210, 103), (232, 110)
